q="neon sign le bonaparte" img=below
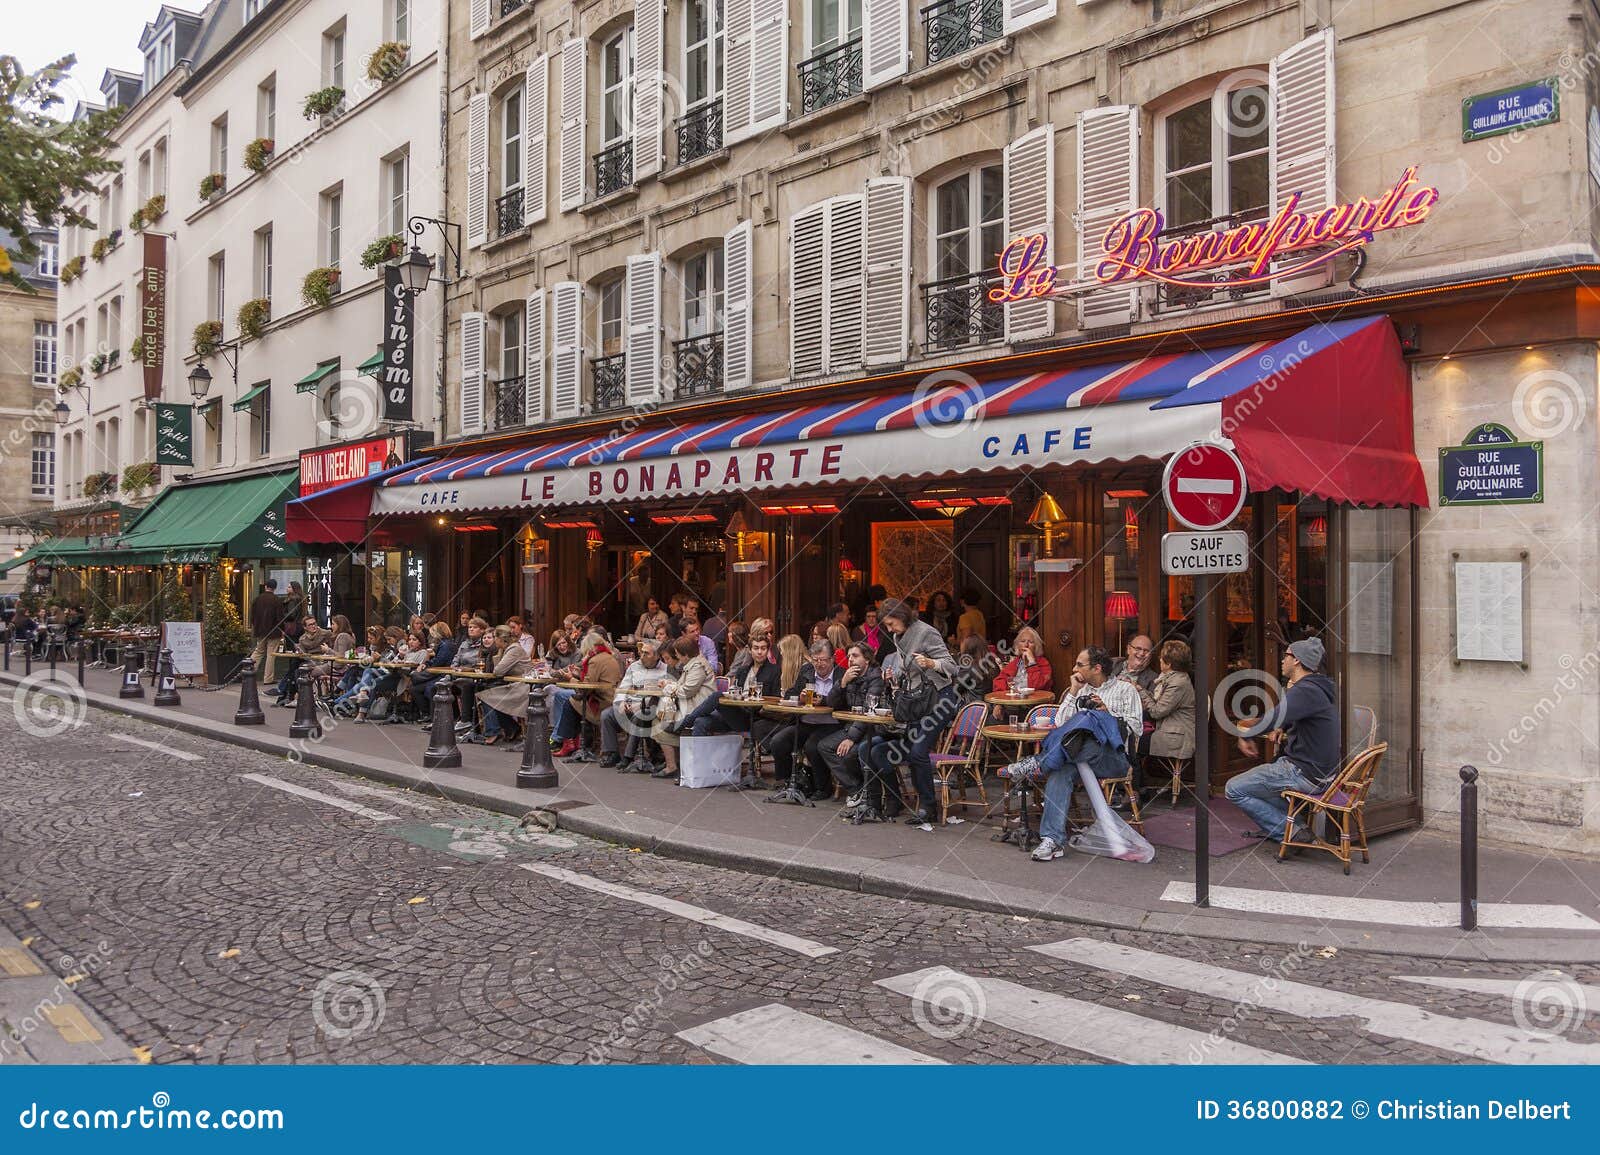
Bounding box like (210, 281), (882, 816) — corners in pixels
(990, 166), (1441, 300)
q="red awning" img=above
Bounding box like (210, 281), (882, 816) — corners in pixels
(286, 458), (432, 545)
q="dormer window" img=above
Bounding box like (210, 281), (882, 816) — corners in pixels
(244, 0), (268, 19)
(143, 26), (175, 89)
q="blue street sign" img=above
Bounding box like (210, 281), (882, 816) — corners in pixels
(1440, 424), (1543, 505)
(1462, 79), (1559, 142)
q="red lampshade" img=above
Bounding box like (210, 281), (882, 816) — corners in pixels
(1104, 591), (1138, 619)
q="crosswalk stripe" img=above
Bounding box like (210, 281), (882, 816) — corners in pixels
(1393, 974), (1600, 1012)
(677, 1003), (945, 1064)
(1032, 938), (1600, 1064)
(877, 967), (1307, 1065)
(326, 778), (437, 811)
(1159, 881), (1600, 930)
(114, 734), (200, 762)
(519, 863), (838, 958)
(240, 773), (401, 821)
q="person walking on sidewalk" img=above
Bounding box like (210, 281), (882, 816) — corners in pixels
(248, 579), (284, 681)
(1224, 637), (1341, 844)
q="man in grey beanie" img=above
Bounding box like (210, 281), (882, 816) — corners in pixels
(1224, 637), (1341, 842)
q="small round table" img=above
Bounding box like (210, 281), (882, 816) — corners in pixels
(984, 689), (1055, 720)
(981, 722), (1052, 849)
(718, 694), (774, 787)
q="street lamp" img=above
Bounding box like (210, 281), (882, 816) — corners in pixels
(401, 245), (433, 295)
(52, 400), (69, 426)
(188, 362), (213, 400)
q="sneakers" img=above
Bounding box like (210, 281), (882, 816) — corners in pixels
(1001, 755), (1040, 781)
(844, 791), (865, 811)
(598, 752), (621, 769)
(1031, 836), (1065, 862)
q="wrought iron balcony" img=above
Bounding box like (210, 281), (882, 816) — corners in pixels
(590, 353), (626, 412)
(672, 331), (723, 399)
(675, 99), (723, 167)
(593, 140), (633, 199)
(923, 0), (1003, 65)
(922, 271), (1003, 352)
(1147, 208), (1271, 314)
(495, 187), (524, 237)
(493, 375), (525, 430)
(499, 0), (526, 17)
(797, 38), (863, 116)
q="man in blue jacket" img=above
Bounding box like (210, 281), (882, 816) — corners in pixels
(1225, 637), (1341, 841)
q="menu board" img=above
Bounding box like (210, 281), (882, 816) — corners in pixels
(162, 621), (206, 678)
(1454, 561), (1523, 664)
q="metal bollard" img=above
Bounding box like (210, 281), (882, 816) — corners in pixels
(24, 640), (31, 675)
(76, 639), (85, 685)
(3, 629), (9, 671)
(422, 677), (461, 769)
(288, 666), (321, 740)
(234, 657), (266, 725)
(153, 647), (181, 707)
(1460, 765), (1479, 931)
(517, 681), (560, 789)
(118, 646), (143, 699)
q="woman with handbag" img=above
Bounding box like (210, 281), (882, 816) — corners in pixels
(877, 598), (958, 827)
(650, 635), (715, 781)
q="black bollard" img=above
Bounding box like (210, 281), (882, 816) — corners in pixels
(1460, 765), (1479, 931)
(422, 677), (461, 769)
(153, 647), (181, 706)
(288, 666), (321, 739)
(118, 646), (143, 699)
(3, 628), (9, 671)
(517, 680), (560, 789)
(75, 638), (85, 685)
(234, 657), (266, 725)
(24, 640), (31, 676)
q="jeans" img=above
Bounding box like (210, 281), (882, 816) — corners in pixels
(876, 687), (957, 815)
(770, 721), (840, 790)
(818, 729), (865, 791)
(1225, 757), (1319, 837)
(1040, 761), (1113, 846)
(552, 688), (584, 740)
(481, 705), (517, 738)
(859, 734), (905, 810)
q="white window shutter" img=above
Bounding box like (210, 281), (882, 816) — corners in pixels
(460, 312), (486, 435)
(1076, 106), (1138, 330)
(826, 196), (865, 372)
(748, 0), (788, 137)
(789, 204), (826, 379)
(550, 281), (584, 417)
(1002, 0), (1056, 34)
(469, 0), (491, 39)
(723, 220), (754, 389)
(524, 290), (546, 424)
(558, 39), (587, 212)
(863, 176), (910, 366)
(633, 1), (664, 181)
(861, 0), (908, 90)
(625, 253), (662, 404)
(1270, 28), (1336, 296)
(723, 0), (753, 144)
(466, 94), (489, 247)
(1003, 124), (1056, 341)
(523, 55), (549, 226)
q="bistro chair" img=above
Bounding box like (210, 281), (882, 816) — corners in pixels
(714, 676), (730, 694)
(1150, 755), (1194, 806)
(1350, 705), (1379, 754)
(929, 700), (990, 821)
(1277, 741), (1388, 874)
(1095, 727), (1145, 834)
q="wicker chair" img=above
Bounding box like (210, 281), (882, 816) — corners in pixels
(928, 700), (990, 822)
(1278, 742), (1387, 874)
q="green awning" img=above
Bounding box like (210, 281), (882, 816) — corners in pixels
(356, 348), (384, 377)
(107, 471), (301, 565)
(0, 537), (107, 575)
(231, 382), (270, 411)
(294, 358), (341, 393)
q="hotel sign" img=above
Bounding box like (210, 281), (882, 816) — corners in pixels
(1440, 423), (1543, 506)
(991, 166), (1441, 297)
(140, 233), (167, 400)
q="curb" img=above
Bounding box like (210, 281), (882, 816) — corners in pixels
(9, 669), (1598, 964)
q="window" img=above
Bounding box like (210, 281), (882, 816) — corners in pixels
(144, 26), (175, 88)
(32, 321), (56, 386)
(682, 248), (724, 337)
(105, 416), (121, 471)
(251, 384), (271, 458)
(391, 0), (410, 43)
(601, 27), (635, 148)
(211, 115), (229, 177)
(810, 0), (862, 53)
(499, 310), (523, 380)
(107, 297), (122, 355)
(258, 76), (276, 140)
(598, 279), (625, 355)
(244, 0), (267, 18)
(384, 150), (409, 235)
(685, 0), (723, 108)
(932, 165), (1003, 283)
(321, 186), (342, 267)
(208, 253), (226, 322)
(254, 226), (273, 300)
(501, 89), (524, 193)
(1159, 83), (1270, 229)
(323, 22), (346, 90)
(35, 241), (58, 278)
(137, 151), (151, 201)
(31, 433), (54, 497)
(153, 138), (168, 195)
(201, 400), (222, 466)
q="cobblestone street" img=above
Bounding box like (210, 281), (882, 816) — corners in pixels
(1, 709), (1596, 1066)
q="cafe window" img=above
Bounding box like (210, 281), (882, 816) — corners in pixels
(1157, 81), (1269, 229)
(1100, 490), (1147, 654)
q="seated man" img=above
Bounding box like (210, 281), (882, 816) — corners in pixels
(687, 634), (782, 737)
(601, 640), (670, 771)
(1224, 638), (1340, 843)
(819, 642), (886, 806)
(1006, 646), (1143, 862)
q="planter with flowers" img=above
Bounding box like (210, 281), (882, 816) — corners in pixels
(141, 194), (166, 224)
(90, 236), (111, 262)
(57, 366), (82, 392)
(237, 297), (271, 340)
(89, 352), (108, 375)
(301, 266), (340, 309)
(361, 234), (405, 269)
(120, 461), (159, 494)
(199, 172), (226, 200)
(366, 42), (409, 85)
(302, 86), (345, 121)
(60, 256), (84, 283)
(84, 472), (118, 499)
(243, 137), (274, 173)
(193, 320), (223, 357)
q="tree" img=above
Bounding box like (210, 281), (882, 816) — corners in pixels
(0, 55), (119, 292)
(202, 569), (252, 656)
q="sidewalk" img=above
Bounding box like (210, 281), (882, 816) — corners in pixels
(9, 661), (1600, 962)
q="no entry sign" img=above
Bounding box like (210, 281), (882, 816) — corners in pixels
(1162, 443), (1249, 531)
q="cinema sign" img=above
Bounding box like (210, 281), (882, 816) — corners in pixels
(990, 166), (1441, 300)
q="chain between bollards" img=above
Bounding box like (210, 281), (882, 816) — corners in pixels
(1460, 764), (1478, 931)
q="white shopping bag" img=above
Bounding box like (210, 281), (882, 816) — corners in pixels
(679, 734), (744, 788)
(1068, 763), (1156, 863)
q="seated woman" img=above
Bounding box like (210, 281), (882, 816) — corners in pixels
(332, 626), (392, 714)
(448, 617), (490, 733)
(991, 626), (1053, 694)
(469, 625), (532, 746)
(273, 616), (328, 705)
(358, 628), (429, 723)
(550, 629), (623, 759)
(408, 622), (457, 720)
(650, 635), (716, 781)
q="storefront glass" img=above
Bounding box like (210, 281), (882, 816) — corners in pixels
(1340, 506), (1415, 809)
(1100, 490), (1144, 653)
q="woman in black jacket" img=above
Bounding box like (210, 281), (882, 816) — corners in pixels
(818, 643), (886, 803)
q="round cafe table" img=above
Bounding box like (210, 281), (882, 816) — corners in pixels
(717, 694), (774, 786)
(984, 689), (1054, 720)
(980, 722), (1052, 850)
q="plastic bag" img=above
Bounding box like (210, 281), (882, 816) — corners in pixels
(1068, 763), (1155, 863)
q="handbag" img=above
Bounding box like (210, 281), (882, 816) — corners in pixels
(892, 663), (937, 725)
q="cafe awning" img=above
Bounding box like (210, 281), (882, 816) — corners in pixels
(231, 382), (270, 411)
(0, 537), (95, 576)
(285, 458), (434, 545)
(294, 358), (341, 393)
(104, 471), (301, 565)
(356, 348), (384, 377)
(373, 315), (1427, 516)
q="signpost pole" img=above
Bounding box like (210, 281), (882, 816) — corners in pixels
(1192, 574), (1214, 907)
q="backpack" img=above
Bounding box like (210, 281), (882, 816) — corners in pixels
(366, 695), (391, 722)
